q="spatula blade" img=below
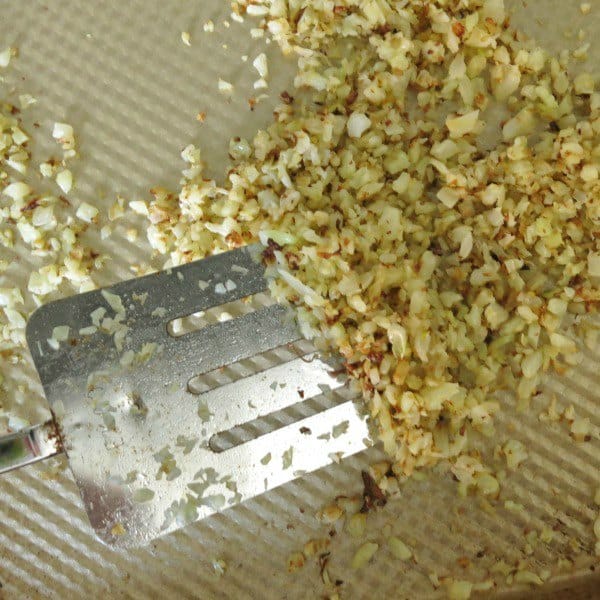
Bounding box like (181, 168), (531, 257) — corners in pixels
(26, 245), (371, 546)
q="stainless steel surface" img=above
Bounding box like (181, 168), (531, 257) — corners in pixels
(23, 245), (369, 547)
(0, 421), (61, 474)
(0, 1), (598, 598)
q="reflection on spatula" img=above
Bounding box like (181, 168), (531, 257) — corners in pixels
(0, 244), (370, 547)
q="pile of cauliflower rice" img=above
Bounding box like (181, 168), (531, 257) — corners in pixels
(143, 0), (599, 490)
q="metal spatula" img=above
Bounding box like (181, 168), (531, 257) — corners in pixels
(0, 244), (370, 547)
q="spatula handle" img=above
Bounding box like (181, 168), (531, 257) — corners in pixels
(0, 420), (62, 474)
